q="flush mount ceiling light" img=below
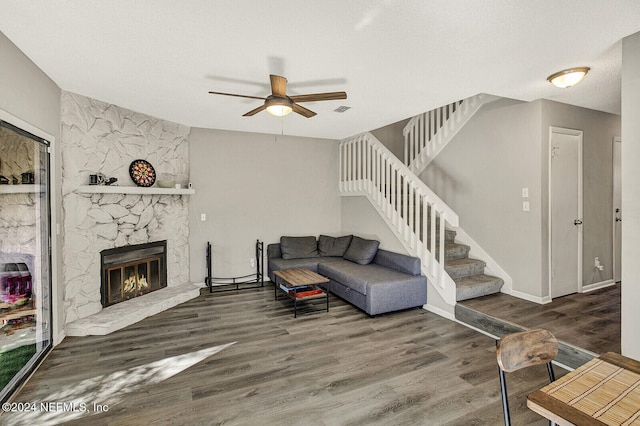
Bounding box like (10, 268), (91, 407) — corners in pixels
(547, 67), (590, 88)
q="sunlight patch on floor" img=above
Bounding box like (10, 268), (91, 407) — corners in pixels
(6, 342), (236, 425)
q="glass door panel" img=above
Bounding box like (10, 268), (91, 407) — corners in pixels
(0, 121), (52, 402)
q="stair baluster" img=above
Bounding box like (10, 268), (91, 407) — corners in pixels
(403, 94), (498, 176)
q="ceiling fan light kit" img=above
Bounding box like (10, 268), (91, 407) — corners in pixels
(547, 67), (590, 88)
(265, 96), (293, 116)
(209, 74), (347, 118)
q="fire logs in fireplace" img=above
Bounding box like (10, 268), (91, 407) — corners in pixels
(100, 241), (167, 308)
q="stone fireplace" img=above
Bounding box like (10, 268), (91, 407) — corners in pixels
(101, 241), (167, 308)
(60, 91), (198, 334)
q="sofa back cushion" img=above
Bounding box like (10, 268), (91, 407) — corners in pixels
(280, 236), (319, 259)
(318, 235), (353, 257)
(343, 236), (380, 265)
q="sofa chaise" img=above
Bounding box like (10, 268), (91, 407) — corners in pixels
(267, 235), (427, 316)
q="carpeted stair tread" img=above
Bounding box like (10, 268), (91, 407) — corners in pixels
(455, 274), (504, 301)
(441, 242), (470, 261)
(445, 257), (486, 279)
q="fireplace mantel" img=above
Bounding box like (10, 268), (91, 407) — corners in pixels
(76, 185), (195, 195)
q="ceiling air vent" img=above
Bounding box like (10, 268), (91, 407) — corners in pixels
(334, 106), (351, 113)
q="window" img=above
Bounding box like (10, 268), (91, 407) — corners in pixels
(0, 120), (53, 402)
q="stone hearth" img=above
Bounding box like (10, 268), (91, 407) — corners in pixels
(65, 282), (201, 336)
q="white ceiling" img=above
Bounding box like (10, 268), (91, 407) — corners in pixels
(2, 1), (640, 140)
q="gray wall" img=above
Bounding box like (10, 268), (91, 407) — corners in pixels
(340, 196), (409, 254)
(540, 100), (621, 292)
(0, 33), (60, 136)
(370, 118), (410, 161)
(0, 32), (63, 343)
(621, 31), (640, 359)
(188, 128), (341, 283)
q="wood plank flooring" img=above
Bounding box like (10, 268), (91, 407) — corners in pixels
(3, 286), (564, 425)
(459, 284), (621, 356)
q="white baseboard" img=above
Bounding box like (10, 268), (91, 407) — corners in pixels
(422, 303), (455, 320)
(54, 330), (66, 346)
(581, 279), (616, 293)
(506, 288), (552, 304)
(504, 280), (615, 304)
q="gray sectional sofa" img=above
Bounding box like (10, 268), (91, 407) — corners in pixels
(267, 235), (427, 315)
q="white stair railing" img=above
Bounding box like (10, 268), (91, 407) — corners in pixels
(404, 93), (497, 176)
(340, 132), (458, 306)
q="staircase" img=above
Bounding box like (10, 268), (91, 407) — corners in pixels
(440, 228), (504, 301)
(340, 130), (505, 311)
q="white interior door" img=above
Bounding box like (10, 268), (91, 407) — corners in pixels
(550, 127), (583, 298)
(613, 137), (622, 283)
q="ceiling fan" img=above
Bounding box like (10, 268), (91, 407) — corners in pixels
(208, 74), (347, 118)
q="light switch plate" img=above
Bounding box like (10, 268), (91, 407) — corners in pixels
(523, 201), (530, 212)
(522, 187), (529, 198)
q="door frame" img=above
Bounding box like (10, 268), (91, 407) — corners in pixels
(0, 109), (58, 338)
(547, 126), (583, 298)
(613, 136), (622, 283)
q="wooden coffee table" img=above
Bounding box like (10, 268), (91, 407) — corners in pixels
(273, 269), (329, 318)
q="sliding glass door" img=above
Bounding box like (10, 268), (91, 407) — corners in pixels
(0, 121), (52, 402)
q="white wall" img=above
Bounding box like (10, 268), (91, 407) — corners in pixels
(188, 128), (341, 282)
(621, 31), (640, 359)
(0, 32), (64, 344)
(420, 98), (545, 298)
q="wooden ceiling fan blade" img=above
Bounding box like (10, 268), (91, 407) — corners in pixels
(270, 75), (288, 97)
(289, 92), (347, 103)
(208, 91), (266, 101)
(243, 104), (267, 116)
(292, 103), (316, 118)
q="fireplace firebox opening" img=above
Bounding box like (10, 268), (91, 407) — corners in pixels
(100, 241), (167, 308)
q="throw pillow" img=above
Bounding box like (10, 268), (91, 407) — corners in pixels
(318, 235), (353, 257)
(343, 236), (380, 265)
(280, 236), (319, 259)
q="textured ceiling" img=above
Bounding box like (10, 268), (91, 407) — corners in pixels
(2, 1), (640, 139)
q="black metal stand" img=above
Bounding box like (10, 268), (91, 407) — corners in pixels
(205, 240), (264, 292)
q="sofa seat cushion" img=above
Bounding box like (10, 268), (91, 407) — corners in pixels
(269, 257), (322, 274)
(318, 260), (416, 295)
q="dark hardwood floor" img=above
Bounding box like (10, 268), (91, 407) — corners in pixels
(2, 285), (562, 425)
(459, 284), (621, 356)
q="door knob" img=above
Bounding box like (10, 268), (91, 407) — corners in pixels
(574, 219), (583, 225)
